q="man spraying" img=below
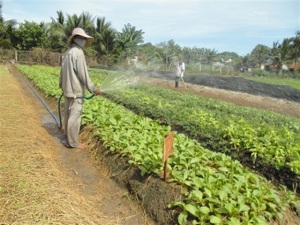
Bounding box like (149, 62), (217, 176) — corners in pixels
(59, 27), (101, 149)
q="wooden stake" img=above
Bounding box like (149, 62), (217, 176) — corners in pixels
(164, 160), (168, 181)
(163, 131), (174, 181)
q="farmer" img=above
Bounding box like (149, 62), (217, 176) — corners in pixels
(59, 27), (101, 149)
(175, 60), (185, 88)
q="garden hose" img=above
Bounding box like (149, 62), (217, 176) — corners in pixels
(19, 73), (95, 129)
(20, 74), (62, 128)
(57, 94), (95, 129)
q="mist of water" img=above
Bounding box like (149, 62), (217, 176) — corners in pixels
(100, 69), (140, 93)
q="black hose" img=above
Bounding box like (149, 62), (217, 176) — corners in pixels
(20, 74), (62, 128)
(83, 94), (95, 100)
(20, 73), (95, 129)
(58, 94), (63, 129)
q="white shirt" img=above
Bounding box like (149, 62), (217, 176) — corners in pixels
(177, 62), (185, 77)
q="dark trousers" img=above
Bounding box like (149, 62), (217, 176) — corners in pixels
(175, 76), (180, 87)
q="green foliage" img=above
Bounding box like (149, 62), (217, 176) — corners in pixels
(106, 83), (300, 175)
(13, 21), (47, 50)
(248, 44), (271, 67)
(246, 76), (300, 90)
(16, 65), (62, 98)
(0, 19), (17, 49)
(249, 68), (269, 77)
(116, 23), (145, 63)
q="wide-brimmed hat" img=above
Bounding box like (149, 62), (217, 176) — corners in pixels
(67, 27), (94, 47)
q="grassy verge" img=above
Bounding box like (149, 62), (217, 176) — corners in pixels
(246, 76), (300, 90)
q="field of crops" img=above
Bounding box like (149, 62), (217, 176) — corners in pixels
(16, 64), (300, 225)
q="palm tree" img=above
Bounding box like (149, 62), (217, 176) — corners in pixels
(272, 38), (291, 74)
(47, 11), (97, 53)
(80, 12), (96, 36)
(204, 48), (218, 65)
(290, 31), (300, 64)
(93, 17), (118, 65)
(46, 11), (67, 51)
(0, 19), (17, 49)
(52, 10), (65, 25)
(0, 1), (16, 48)
(65, 14), (83, 37)
(0, 1), (3, 23)
(116, 23), (144, 63)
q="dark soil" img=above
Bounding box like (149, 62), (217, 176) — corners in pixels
(185, 75), (300, 103)
(149, 71), (300, 103)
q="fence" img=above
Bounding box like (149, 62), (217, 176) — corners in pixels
(0, 48), (99, 67)
(0, 49), (16, 63)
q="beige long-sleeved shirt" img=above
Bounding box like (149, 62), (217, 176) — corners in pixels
(59, 44), (97, 98)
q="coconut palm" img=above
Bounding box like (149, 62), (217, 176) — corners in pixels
(116, 23), (144, 62)
(47, 11), (97, 53)
(94, 17), (117, 62)
(0, 0), (17, 48)
(46, 11), (67, 51)
(272, 38), (291, 73)
(204, 48), (218, 65)
(65, 14), (83, 37)
(290, 31), (300, 63)
(80, 11), (96, 43)
(0, 1), (3, 23)
(0, 19), (17, 49)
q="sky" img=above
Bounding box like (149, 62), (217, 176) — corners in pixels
(1, 0), (300, 56)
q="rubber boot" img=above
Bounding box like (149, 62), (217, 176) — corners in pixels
(175, 81), (179, 88)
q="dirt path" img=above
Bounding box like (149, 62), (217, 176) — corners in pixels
(0, 64), (154, 225)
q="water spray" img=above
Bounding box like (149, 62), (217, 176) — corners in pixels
(100, 69), (140, 93)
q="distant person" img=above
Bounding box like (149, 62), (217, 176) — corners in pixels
(175, 60), (185, 88)
(59, 27), (101, 149)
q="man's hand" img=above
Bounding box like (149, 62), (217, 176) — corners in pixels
(94, 87), (101, 95)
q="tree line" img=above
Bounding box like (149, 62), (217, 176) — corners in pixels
(0, 5), (299, 72)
